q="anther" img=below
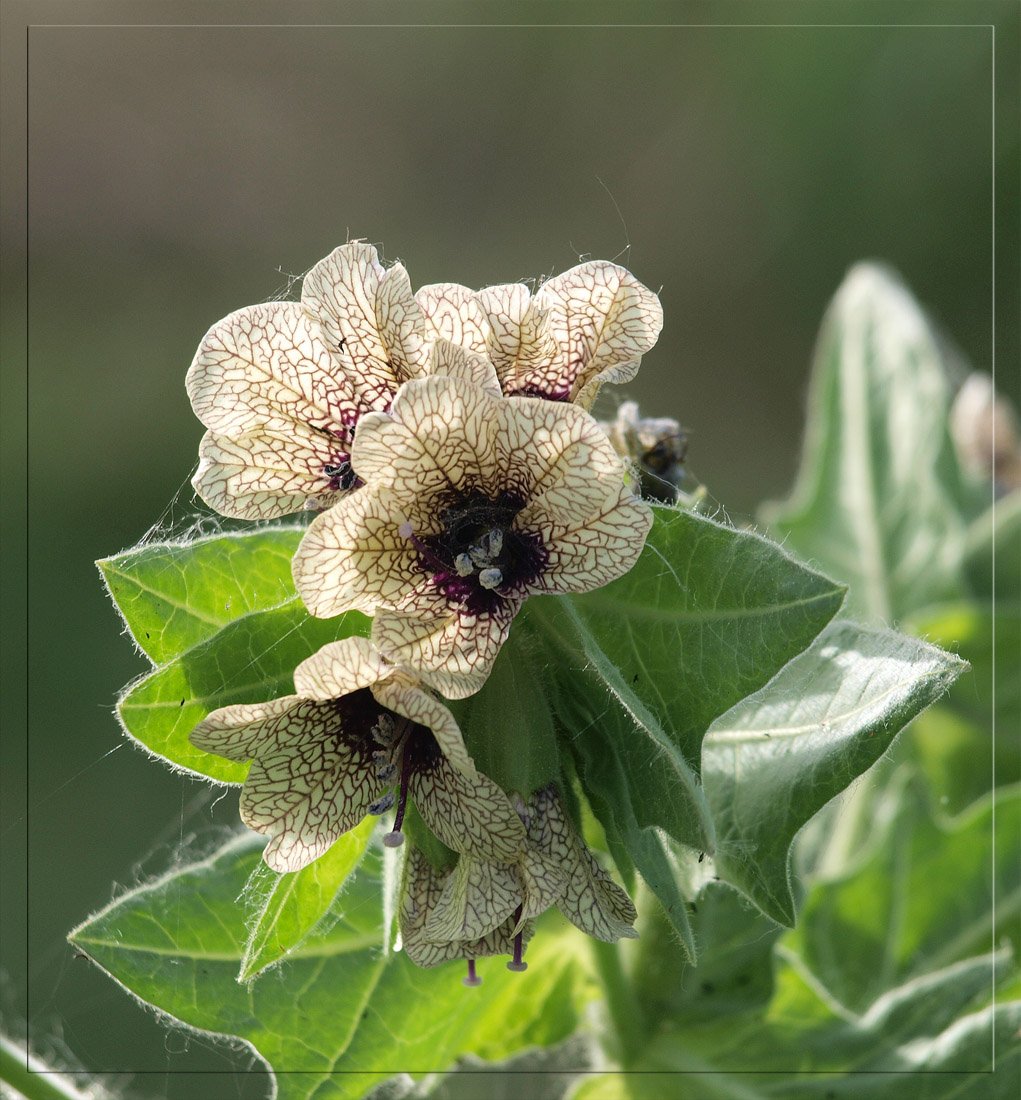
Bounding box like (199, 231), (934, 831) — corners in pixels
(398, 521), (414, 539)
(462, 959), (482, 988)
(478, 568), (503, 590)
(368, 792), (395, 815)
(454, 552), (474, 577)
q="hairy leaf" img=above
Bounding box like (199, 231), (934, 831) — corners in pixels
(703, 620), (966, 924)
(69, 838), (589, 1100)
(764, 264), (974, 622)
(99, 527), (302, 663)
(240, 816), (377, 983)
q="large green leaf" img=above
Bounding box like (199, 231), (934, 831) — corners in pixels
(69, 837), (590, 1100)
(702, 620), (966, 924)
(764, 264), (974, 623)
(786, 782), (1020, 1014)
(573, 783), (1021, 1098)
(98, 527), (303, 664)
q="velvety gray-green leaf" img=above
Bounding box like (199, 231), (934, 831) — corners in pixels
(99, 527), (302, 664)
(69, 838), (589, 1100)
(240, 816), (376, 983)
(764, 264), (973, 622)
(786, 782), (1019, 1013)
(564, 505), (846, 770)
(702, 620), (966, 924)
(118, 602), (370, 783)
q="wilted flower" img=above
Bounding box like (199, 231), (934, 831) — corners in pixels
(292, 342), (653, 694)
(188, 636), (526, 871)
(399, 785), (637, 983)
(417, 261), (663, 407)
(600, 400), (689, 504)
(399, 846), (535, 982)
(186, 241), (429, 519)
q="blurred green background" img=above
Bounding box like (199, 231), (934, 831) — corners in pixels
(1, 2), (1018, 1096)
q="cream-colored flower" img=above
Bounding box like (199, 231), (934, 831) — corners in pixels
(417, 261), (663, 407)
(188, 636), (526, 872)
(399, 846), (535, 982)
(399, 785), (637, 982)
(291, 342), (653, 694)
(186, 241), (429, 519)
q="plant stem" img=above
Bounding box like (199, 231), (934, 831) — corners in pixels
(589, 939), (646, 1068)
(0, 1035), (94, 1100)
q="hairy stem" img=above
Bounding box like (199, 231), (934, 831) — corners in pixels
(589, 939), (646, 1068)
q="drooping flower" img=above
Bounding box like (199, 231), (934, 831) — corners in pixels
(416, 261), (663, 406)
(399, 784), (637, 982)
(188, 636), (526, 872)
(399, 845), (535, 981)
(186, 241), (429, 519)
(291, 341), (653, 695)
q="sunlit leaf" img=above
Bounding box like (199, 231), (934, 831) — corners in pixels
(69, 838), (590, 1100)
(240, 816), (377, 983)
(702, 620), (966, 924)
(99, 527), (302, 663)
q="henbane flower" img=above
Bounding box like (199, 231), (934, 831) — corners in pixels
(188, 636), (526, 871)
(417, 260), (663, 406)
(292, 341), (653, 694)
(186, 241), (428, 519)
(399, 785), (637, 982)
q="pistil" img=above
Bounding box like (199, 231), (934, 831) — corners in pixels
(506, 905), (528, 972)
(462, 959), (482, 988)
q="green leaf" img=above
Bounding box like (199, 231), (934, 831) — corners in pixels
(240, 816), (377, 983)
(702, 620), (966, 924)
(765, 264), (974, 623)
(69, 838), (590, 1100)
(117, 601), (370, 783)
(99, 527), (303, 664)
(514, 506), (841, 956)
(575, 784), (1020, 1097)
(786, 782), (1020, 1014)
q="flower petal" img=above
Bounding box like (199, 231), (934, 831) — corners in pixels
(475, 283), (561, 395)
(530, 787), (638, 942)
(292, 485), (424, 617)
(533, 261), (663, 406)
(399, 847), (530, 967)
(292, 636), (390, 700)
(410, 753), (527, 862)
(189, 695), (303, 763)
(301, 242), (427, 402)
(372, 598), (519, 696)
(185, 301), (356, 437)
(237, 699), (387, 872)
(371, 677), (477, 777)
(427, 338), (502, 399)
(423, 856), (521, 942)
(497, 395), (627, 511)
(416, 283), (490, 355)
(523, 486), (652, 596)
(517, 848), (568, 925)
(193, 425), (349, 520)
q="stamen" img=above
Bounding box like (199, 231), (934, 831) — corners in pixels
(462, 959), (482, 988)
(506, 905), (528, 972)
(478, 567), (503, 590)
(383, 737), (413, 848)
(454, 552), (474, 577)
